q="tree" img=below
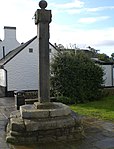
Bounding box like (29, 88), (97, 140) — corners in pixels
(87, 46), (99, 56)
(97, 53), (110, 62)
(54, 43), (78, 53)
(111, 53), (114, 60)
(50, 52), (104, 104)
(54, 43), (65, 52)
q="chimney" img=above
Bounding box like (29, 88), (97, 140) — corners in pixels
(0, 26), (20, 57)
(4, 26), (17, 40)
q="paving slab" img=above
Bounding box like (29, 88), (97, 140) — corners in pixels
(0, 97), (15, 149)
(95, 138), (114, 149)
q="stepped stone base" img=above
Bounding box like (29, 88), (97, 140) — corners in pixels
(6, 102), (84, 144)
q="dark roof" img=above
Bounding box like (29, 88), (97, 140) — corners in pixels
(91, 58), (114, 65)
(49, 42), (57, 51)
(91, 58), (104, 63)
(0, 36), (37, 67)
(0, 36), (58, 67)
(98, 62), (114, 65)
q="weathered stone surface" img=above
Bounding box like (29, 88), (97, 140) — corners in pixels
(10, 110), (21, 118)
(20, 102), (71, 119)
(6, 109), (84, 144)
(6, 135), (16, 144)
(10, 117), (25, 132)
(6, 102), (84, 144)
(10, 130), (38, 137)
(24, 115), (75, 131)
(34, 102), (67, 109)
(25, 98), (38, 104)
(95, 138), (114, 149)
(56, 116), (75, 128)
(24, 118), (56, 131)
(20, 105), (50, 118)
(6, 133), (37, 144)
(35, 1), (52, 103)
(50, 108), (70, 117)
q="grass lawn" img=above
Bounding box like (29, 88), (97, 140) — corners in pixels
(70, 95), (114, 121)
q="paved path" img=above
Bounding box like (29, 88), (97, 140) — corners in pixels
(1, 97), (114, 149)
(0, 97), (15, 149)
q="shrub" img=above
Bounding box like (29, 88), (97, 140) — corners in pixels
(50, 52), (104, 104)
(55, 96), (75, 105)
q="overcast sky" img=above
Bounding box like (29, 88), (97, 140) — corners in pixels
(0, 0), (114, 56)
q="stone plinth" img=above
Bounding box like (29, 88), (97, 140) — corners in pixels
(6, 102), (84, 144)
(20, 102), (71, 118)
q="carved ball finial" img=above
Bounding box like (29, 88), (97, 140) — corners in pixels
(39, 0), (48, 9)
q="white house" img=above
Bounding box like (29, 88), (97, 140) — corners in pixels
(101, 62), (114, 87)
(91, 58), (114, 87)
(0, 26), (20, 59)
(0, 35), (58, 97)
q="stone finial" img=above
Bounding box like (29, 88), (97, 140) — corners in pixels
(39, 0), (48, 9)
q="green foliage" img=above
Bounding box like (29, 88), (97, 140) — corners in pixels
(50, 52), (104, 104)
(111, 53), (114, 61)
(56, 96), (75, 105)
(97, 53), (110, 62)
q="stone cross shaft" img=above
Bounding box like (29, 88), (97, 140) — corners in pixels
(35, 0), (52, 103)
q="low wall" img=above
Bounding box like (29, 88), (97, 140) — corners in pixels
(0, 86), (6, 97)
(103, 87), (114, 96)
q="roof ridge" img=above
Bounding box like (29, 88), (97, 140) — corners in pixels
(0, 36), (37, 66)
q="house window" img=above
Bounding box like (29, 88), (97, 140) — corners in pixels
(49, 48), (51, 53)
(29, 48), (33, 53)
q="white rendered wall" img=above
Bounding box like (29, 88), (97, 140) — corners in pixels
(50, 45), (58, 63)
(0, 27), (20, 59)
(113, 68), (114, 86)
(5, 39), (38, 91)
(102, 65), (113, 86)
(0, 69), (6, 87)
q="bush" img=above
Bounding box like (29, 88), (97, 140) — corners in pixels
(50, 52), (104, 104)
(56, 96), (75, 105)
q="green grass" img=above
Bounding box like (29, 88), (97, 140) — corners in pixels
(70, 96), (114, 121)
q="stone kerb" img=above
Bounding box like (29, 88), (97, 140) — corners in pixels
(20, 102), (71, 119)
